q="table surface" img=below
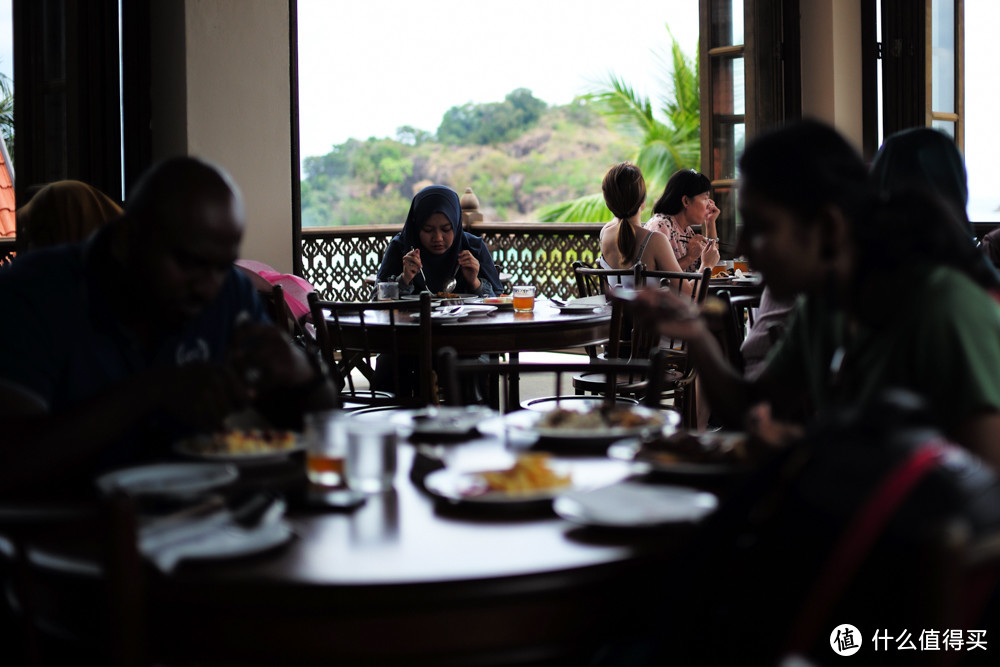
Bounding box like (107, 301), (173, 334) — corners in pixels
(25, 411), (709, 664)
(327, 298), (614, 356)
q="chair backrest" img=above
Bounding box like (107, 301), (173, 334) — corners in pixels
(439, 345), (667, 413)
(572, 260), (643, 298)
(638, 266), (712, 304)
(308, 292), (434, 407)
(0, 494), (145, 667)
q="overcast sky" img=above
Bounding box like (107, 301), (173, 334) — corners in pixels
(296, 0), (700, 159)
(0, 1), (997, 213)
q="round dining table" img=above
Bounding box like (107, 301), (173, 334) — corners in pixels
(22, 413), (701, 667)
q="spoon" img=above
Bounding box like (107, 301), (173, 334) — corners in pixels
(443, 264), (461, 294)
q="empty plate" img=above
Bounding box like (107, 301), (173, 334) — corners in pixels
(97, 462), (238, 498)
(554, 481), (718, 528)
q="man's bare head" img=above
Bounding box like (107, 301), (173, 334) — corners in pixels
(124, 157), (245, 326)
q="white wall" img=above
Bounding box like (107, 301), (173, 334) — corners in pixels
(800, 0), (864, 152)
(150, 0), (294, 273)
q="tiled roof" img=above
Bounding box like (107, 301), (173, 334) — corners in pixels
(0, 144), (14, 237)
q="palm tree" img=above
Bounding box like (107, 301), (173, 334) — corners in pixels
(0, 70), (13, 165)
(536, 26), (700, 222)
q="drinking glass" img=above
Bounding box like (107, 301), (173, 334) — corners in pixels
(512, 285), (536, 312)
(376, 281), (399, 301)
(304, 410), (348, 488)
(344, 419), (398, 492)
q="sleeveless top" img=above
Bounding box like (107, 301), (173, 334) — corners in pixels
(598, 230), (658, 289)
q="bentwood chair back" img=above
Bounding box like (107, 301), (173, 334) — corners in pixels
(308, 291), (434, 408)
(0, 494), (145, 667)
(439, 346), (668, 414)
(571, 261), (643, 360)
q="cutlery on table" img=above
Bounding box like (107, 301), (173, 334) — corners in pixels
(410, 246), (432, 294)
(550, 298), (566, 307)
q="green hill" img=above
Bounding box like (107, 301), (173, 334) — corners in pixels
(300, 98), (634, 227)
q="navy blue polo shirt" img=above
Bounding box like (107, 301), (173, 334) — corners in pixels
(0, 227), (267, 466)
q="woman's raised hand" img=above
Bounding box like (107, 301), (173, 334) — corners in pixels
(706, 199), (721, 226)
(623, 287), (708, 342)
(457, 250), (481, 290)
(701, 238), (720, 269)
(400, 248), (422, 285)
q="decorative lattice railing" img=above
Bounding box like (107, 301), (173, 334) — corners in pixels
(301, 222), (604, 302)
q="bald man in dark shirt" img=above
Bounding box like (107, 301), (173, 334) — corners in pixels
(0, 157), (336, 494)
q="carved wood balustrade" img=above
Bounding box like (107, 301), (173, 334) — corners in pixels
(300, 223), (605, 302)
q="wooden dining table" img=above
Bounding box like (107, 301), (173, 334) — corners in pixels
(21, 412), (701, 666)
(331, 298), (615, 406)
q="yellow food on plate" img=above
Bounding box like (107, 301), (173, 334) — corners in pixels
(478, 453), (571, 494)
(199, 429), (298, 455)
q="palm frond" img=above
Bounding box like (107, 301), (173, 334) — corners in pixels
(582, 74), (656, 142)
(535, 192), (611, 223)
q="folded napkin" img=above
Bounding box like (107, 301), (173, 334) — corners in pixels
(139, 496), (290, 573)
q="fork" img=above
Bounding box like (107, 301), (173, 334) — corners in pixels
(410, 246), (432, 294)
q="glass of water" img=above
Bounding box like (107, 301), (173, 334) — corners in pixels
(344, 419), (398, 492)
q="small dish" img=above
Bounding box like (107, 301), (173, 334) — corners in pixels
(97, 462), (239, 498)
(554, 481), (718, 528)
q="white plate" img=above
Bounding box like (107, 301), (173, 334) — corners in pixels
(174, 433), (305, 464)
(607, 438), (742, 478)
(478, 297), (514, 309)
(96, 462), (238, 497)
(395, 406), (497, 437)
(554, 482), (718, 528)
(511, 406), (680, 442)
(423, 458), (632, 506)
(562, 295), (608, 307)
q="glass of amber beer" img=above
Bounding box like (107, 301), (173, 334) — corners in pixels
(512, 285), (536, 312)
(304, 410), (348, 488)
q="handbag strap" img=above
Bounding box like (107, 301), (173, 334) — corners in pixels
(784, 439), (947, 654)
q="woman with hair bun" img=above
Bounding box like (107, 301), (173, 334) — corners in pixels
(597, 162), (688, 292)
(644, 169), (721, 273)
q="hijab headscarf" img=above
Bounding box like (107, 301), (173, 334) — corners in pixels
(17, 180), (122, 251)
(382, 185), (502, 293)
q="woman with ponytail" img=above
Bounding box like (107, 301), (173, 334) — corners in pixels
(597, 162), (688, 292)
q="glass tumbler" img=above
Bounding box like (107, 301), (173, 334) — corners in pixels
(344, 419), (398, 493)
(512, 285), (536, 312)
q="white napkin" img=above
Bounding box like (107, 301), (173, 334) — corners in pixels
(139, 499), (289, 573)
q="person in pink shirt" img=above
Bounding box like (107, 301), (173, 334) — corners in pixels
(644, 169), (721, 273)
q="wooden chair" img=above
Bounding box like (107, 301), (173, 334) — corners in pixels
(571, 260), (642, 360)
(0, 495), (146, 667)
(308, 291), (434, 408)
(439, 345), (668, 414)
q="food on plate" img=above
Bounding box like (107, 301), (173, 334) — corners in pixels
(536, 406), (664, 431)
(482, 295), (513, 305)
(193, 429), (298, 455)
(476, 453), (571, 494)
(637, 431), (748, 465)
(712, 270), (733, 279)
(436, 291), (460, 298)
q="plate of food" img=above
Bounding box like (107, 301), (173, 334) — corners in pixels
(424, 453), (573, 505)
(608, 430), (750, 478)
(521, 405), (678, 443)
(174, 429), (304, 463)
(479, 295), (514, 309)
(554, 481), (718, 529)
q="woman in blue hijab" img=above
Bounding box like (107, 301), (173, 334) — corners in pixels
(376, 185), (502, 296)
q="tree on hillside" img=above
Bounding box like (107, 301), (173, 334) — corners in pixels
(437, 88), (547, 146)
(536, 26), (699, 222)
